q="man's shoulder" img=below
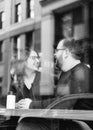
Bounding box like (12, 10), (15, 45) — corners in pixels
(72, 63), (90, 72)
(71, 63), (91, 78)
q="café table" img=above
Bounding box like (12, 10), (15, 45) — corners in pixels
(0, 108), (93, 130)
(0, 108), (93, 121)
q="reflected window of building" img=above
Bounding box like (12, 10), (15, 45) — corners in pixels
(26, 31), (33, 56)
(25, 30), (41, 56)
(89, 2), (93, 70)
(15, 3), (22, 22)
(73, 7), (83, 25)
(26, 0), (35, 19)
(73, 7), (84, 40)
(54, 6), (84, 47)
(62, 13), (73, 39)
(27, 0), (30, 18)
(0, 86), (2, 96)
(0, 77), (2, 82)
(14, 36), (21, 60)
(0, 41), (3, 61)
(34, 29), (41, 52)
(0, 77), (3, 96)
(89, 2), (93, 39)
(0, 11), (5, 29)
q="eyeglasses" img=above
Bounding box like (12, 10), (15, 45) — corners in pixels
(55, 48), (66, 53)
(29, 56), (39, 60)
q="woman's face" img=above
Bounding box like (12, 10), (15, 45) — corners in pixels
(26, 50), (40, 71)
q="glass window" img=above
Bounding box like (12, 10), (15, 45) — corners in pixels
(89, 2), (93, 39)
(62, 13), (73, 39)
(0, 12), (5, 29)
(73, 7), (84, 24)
(0, 86), (2, 95)
(15, 4), (22, 22)
(0, 41), (3, 61)
(26, 0), (34, 19)
(26, 31), (33, 54)
(26, 0), (30, 18)
(34, 29), (41, 52)
(30, 0), (34, 19)
(14, 36), (21, 60)
(0, 77), (2, 82)
(17, 37), (21, 59)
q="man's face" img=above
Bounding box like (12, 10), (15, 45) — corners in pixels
(55, 41), (66, 70)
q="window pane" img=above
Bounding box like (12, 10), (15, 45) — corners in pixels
(15, 4), (21, 22)
(0, 12), (2, 29)
(73, 7), (84, 24)
(27, 0), (30, 18)
(30, 11), (34, 19)
(0, 41), (3, 61)
(18, 4), (21, 15)
(30, 0), (34, 10)
(2, 12), (5, 22)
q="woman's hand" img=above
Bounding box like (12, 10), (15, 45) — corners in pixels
(16, 98), (32, 109)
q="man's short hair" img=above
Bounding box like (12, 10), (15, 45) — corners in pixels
(61, 38), (84, 60)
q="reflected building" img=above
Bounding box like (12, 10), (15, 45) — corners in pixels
(0, 0), (41, 98)
(0, 0), (92, 99)
(40, 0), (93, 95)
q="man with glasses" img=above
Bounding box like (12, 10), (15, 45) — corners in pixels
(16, 38), (93, 130)
(55, 38), (90, 96)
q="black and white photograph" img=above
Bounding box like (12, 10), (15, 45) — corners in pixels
(0, 0), (93, 130)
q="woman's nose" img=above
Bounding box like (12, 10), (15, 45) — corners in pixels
(54, 54), (57, 63)
(54, 53), (57, 58)
(54, 53), (58, 60)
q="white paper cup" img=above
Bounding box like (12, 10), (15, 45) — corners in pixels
(6, 95), (16, 109)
